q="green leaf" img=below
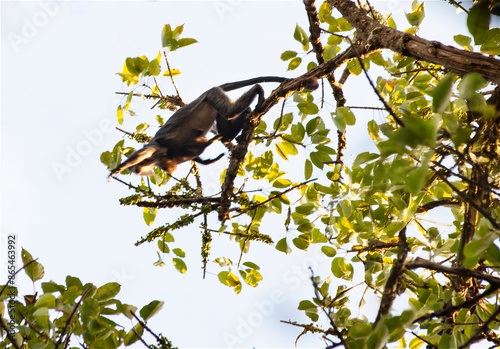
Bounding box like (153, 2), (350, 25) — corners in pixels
(81, 298), (100, 322)
(331, 257), (354, 280)
(312, 229), (328, 243)
(350, 321), (372, 339)
(353, 152), (380, 167)
(163, 232), (175, 242)
(332, 113), (346, 132)
(161, 24), (174, 48)
(432, 73), (454, 112)
(287, 57), (302, 71)
(32, 307), (49, 327)
(321, 246), (336, 257)
(297, 102), (319, 115)
(178, 38), (198, 48)
(117, 105), (123, 125)
(172, 258), (187, 273)
(387, 15), (397, 29)
(124, 323), (144, 345)
(453, 34), (473, 51)
(369, 51), (386, 66)
(305, 159), (313, 180)
(163, 69), (181, 77)
(140, 300), (164, 321)
(438, 333), (457, 349)
(406, 150), (433, 195)
(242, 261), (260, 270)
(172, 248), (185, 257)
(118, 303), (138, 319)
(290, 123), (305, 141)
(280, 50), (297, 61)
(214, 257), (232, 267)
(347, 59), (362, 76)
(95, 282), (120, 302)
(243, 269), (263, 287)
(66, 275), (84, 290)
(158, 240), (170, 253)
(0, 285), (18, 301)
(292, 236), (310, 250)
(405, 2), (425, 27)
(276, 238), (292, 254)
(135, 123), (149, 133)
(337, 107), (356, 125)
(296, 203), (315, 215)
(297, 300), (316, 310)
(275, 143), (288, 160)
(458, 73), (486, 99)
(323, 45), (339, 61)
(21, 248), (44, 282)
(143, 207), (157, 226)
(467, 2), (490, 45)
(34, 293), (56, 309)
(273, 178), (292, 188)
(218, 272), (242, 294)
(368, 120), (381, 141)
(293, 25), (309, 51)
(378, 116), (440, 156)
(481, 28), (500, 55)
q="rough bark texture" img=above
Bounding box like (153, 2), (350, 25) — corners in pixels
(328, 0), (500, 83)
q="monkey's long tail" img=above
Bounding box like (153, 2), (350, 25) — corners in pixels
(218, 76), (288, 92)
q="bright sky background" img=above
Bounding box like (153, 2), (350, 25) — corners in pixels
(1, 1), (476, 348)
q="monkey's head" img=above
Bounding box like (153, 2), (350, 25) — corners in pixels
(305, 77), (319, 91)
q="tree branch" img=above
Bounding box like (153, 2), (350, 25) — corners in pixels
(374, 227), (408, 326)
(406, 258), (500, 286)
(218, 44), (361, 222)
(327, 0), (500, 84)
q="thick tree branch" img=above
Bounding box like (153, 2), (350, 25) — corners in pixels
(406, 257), (500, 286)
(218, 49), (359, 221)
(327, 0), (500, 84)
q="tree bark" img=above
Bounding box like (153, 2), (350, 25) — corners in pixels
(328, 0), (500, 84)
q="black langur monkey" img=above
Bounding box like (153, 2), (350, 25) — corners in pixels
(108, 76), (315, 180)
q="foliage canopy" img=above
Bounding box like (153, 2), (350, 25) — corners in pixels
(3, 1), (500, 348)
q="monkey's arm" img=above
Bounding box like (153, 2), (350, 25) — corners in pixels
(193, 153), (224, 165)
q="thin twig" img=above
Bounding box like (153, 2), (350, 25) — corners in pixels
(55, 285), (93, 349)
(130, 311), (164, 345)
(415, 285), (499, 323)
(309, 268), (350, 349)
(162, 51), (182, 98)
(437, 173), (500, 230)
(0, 319), (21, 349)
(374, 226), (408, 326)
(460, 304), (500, 349)
(131, 326), (150, 348)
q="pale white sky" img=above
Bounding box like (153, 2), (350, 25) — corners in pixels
(1, 1), (474, 348)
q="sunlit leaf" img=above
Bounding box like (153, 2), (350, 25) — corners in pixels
(281, 50), (297, 61)
(173, 258), (187, 273)
(276, 238), (292, 254)
(140, 300), (164, 321)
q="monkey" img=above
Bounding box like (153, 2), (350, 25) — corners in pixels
(108, 76), (319, 180)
